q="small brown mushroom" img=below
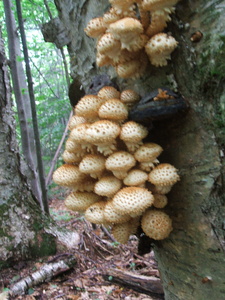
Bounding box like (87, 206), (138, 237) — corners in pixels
(94, 175), (122, 197)
(79, 154), (106, 179)
(112, 186), (154, 216)
(145, 33), (178, 67)
(148, 163), (180, 186)
(53, 164), (86, 187)
(84, 17), (107, 38)
(105, 151), (136, 179)
(98, 98), (128, 123)
(141, 209), (173, 240)
(120, 121), (148, 152)
(65, 192), (102, 212)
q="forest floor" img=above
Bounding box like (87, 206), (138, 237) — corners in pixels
(0, 196), (162, 300)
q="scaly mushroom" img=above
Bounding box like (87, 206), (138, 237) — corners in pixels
(141, 209), (173, 240)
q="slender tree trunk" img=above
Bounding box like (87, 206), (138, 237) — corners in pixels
(15, 0), (49, 214)
(3, 0), (43, 208)
(0, 32), (56, 267)
(51, 0), (225, 299)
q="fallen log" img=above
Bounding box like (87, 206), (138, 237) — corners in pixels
(102, 268), (164, 300)
(9, 254), (76, 297)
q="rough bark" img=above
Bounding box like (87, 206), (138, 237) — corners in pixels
(0, 33), (56, 267)
(51, 0), (225, 299)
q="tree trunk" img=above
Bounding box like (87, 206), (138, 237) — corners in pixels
(51, 0), (225, 299)
(3, 0), (43, 207)
(0, 33), (56, 268)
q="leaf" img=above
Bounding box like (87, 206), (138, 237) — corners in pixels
(27, 288), (34, 295)
(16, 55), (24, 62)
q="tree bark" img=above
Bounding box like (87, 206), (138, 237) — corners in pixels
(52, 0), (225, 299)
(3, 0), (43, 207)
(0, 32), (56, 267)
(102, 268), (164, 299)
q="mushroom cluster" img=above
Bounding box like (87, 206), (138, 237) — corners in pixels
(84, 0), (179, 78)
(53, 86), (180, 243)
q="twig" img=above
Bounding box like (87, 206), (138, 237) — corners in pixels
(100, 225), (117, 242)
(46, 110), (73, 186)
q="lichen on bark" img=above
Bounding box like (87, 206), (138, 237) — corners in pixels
(0, 35), (56, 268)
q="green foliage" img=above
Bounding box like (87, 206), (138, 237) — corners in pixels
(1, 0), (72, 194)
(50, 209), (74, 222)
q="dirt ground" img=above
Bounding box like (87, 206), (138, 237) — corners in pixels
(0, 197), (162, 300)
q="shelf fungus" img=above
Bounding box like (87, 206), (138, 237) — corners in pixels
(129, 87), (188, 124)
(53, 86), (180, 244)
(84, 0), (180, 78)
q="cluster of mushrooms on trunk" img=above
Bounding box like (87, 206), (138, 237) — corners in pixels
(53, 0), (188, 244)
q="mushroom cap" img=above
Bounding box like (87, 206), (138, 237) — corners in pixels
(145, 33), (178, 67)
(120, 89), (140, 105)
(79, 154), (106, 178)
(104, 200), (131, 223)
(94, 175), (122, 197)
(142, 0), (179, 11)
(112, 186), (154, 215)
(69, 123), (90, 144)
(74, 95), (105, 120)
(65, 191), (102, 212)
(62, 150), (83, 164)
(97, 86), (121, 100)
(85, 201), (107, 224)
(120, 121), (148, 143)
(123, 169), (148, 186)
(153, 194), (168, 208)
(148, 163), (180, 186)
(85, 120), (121, 144)
(68, 115), (86, 131)
(109, 17), (143, 40)
(96, 52), (113, 67)
(53, 164), (86, 187)
(98, 98), (128, 122)
(145, 9), (172, 37)
(84, 17), (107, 38)
(112, 221), (131, 244)
(103, 7), (122, 27)
(134, 143), (163, 162)
(105, 151), (136, 172)
(109, 0), (136, 14)
(65, 138), (83, 153)
(141, 209), (173, 240)
(97, 33), (121, 58)
(72, 178), (97, 192)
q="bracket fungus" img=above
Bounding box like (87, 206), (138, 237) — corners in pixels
(53, 86), (180, 244)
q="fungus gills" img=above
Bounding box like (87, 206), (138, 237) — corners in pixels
(84, 0), (180, 78)
(53, 86), (180, 244)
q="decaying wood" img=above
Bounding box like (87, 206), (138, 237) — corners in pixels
(9, 255), (76, 297)
(102, 268), (164, 299)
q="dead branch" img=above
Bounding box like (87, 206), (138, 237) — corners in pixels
(46, 110), (73, 186)
(9, 255), (76, 297)
(102, 268), (164, 300)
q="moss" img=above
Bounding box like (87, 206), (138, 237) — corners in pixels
(29, 231), (56, 258)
